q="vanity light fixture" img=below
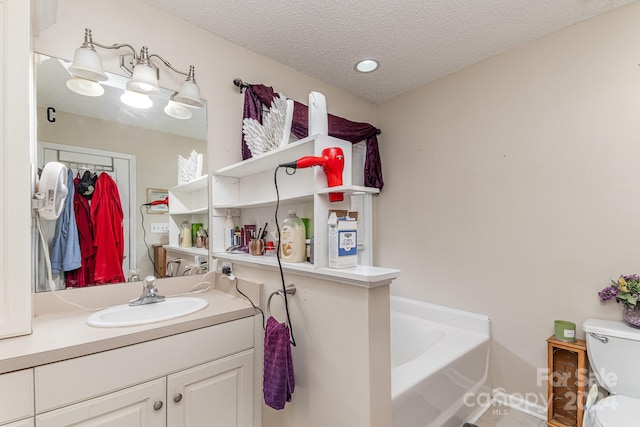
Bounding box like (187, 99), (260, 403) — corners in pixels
(122, 46), (161, 94)
(67, 28), (204, 112)
(355, 59), (379, 73)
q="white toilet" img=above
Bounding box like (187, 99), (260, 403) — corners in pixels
(583, 318), (640, 427)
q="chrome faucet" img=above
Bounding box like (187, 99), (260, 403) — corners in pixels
(129, 275), (165, 306)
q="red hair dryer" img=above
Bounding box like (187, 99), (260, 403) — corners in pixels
(144, 196), (169, 207)
(279, 147), (345, 202)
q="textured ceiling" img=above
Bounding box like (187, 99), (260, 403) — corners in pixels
(142, 0), (637, 103)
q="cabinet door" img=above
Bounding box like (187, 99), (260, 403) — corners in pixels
(35, 378), (166, 427)
(167, 350), (254, 427)
(0, 369), (33, 425)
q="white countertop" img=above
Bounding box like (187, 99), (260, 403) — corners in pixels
(0, 274), (259, 375)
(212, 252), (400, 288)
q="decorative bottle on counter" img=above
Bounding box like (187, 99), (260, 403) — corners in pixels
(280, 210), (306, 262)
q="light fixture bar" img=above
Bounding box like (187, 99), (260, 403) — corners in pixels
(149, 54), (203, 108)
(67, 28), (204, 110)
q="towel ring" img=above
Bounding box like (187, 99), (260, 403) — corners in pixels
(267, 284), (296, 319)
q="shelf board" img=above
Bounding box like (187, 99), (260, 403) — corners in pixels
(316, 185), (380, 196)
(169, 207), (208, 215)
(212, 193), (313, 210)
(163, 245), (209, 257)
(213, 137), (316, 178)
(212, 252), (399, 289)
(211, 185), (377, 210)
(170, 174), (208, 192)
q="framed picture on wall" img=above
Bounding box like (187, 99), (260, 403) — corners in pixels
(147, 188), (169, 213)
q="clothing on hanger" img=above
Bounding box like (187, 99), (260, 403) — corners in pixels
(91, 172), (125, 284)
(50, 168), (81, 274)
(65, 172), (95, 287)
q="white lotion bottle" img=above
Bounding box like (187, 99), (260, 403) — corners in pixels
(280, 210), (306, 262)
(224, 210), (234, 250)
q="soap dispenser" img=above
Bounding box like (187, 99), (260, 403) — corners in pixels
(179, 219), (192, 248)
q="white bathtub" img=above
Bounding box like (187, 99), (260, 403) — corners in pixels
(391, 296), (490, 427)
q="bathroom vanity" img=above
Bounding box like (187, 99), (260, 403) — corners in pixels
(0, 275), (261, 427)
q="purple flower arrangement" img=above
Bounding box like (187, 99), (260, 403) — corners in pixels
(598, 274), (640, 309)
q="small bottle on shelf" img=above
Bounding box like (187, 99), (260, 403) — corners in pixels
(179, 220), (192, 248)
(265, 241), (276, 257)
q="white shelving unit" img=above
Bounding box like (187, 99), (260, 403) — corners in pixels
(211, 134), (381, 275)
(164, 174), (209, 257)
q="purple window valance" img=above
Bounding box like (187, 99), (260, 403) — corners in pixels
(242, 84), (384, 190)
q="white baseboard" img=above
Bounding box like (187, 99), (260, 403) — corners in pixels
(491, 389), (547, 420)
(466, 398), (495, 424)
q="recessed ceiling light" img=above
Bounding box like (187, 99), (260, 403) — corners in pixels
(355, 59), (379, 73)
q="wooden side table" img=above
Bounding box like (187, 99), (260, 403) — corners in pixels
(547, 336), (588, 427)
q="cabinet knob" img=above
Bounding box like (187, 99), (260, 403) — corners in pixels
(173, 393), (183, 403)
(153, 400), (164, 411)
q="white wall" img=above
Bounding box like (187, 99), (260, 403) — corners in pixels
(233, 265), (391, 427)
(374, 1), (640, 400)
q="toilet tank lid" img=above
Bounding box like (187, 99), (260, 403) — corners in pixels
(583, 318), (640, 341)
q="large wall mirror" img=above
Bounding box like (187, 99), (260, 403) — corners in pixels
(34, 53), (208, 292)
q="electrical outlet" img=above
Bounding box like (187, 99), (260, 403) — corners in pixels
(221, 262), (232, 275)
(151, 223), (169, 233)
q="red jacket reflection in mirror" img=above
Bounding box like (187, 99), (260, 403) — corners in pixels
(90, 173), (125, 284)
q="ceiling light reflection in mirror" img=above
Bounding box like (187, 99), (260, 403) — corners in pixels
(37, 54), (207, 140)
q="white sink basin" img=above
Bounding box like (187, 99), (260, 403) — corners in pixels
(87, 297), (209, 328)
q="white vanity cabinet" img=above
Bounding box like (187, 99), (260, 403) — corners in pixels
(32, 317), (256, 427)
(35, 349), (254, 427)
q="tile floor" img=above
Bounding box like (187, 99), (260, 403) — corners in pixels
(474, 403), (547, 427)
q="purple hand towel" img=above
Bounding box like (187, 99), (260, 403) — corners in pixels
(263, 316), (295, 409)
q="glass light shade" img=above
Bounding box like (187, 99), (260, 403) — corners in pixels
(120, 90), (153, 109)
(173, 80), (204, 108)
(66, 77), (105, 97)
(127, 63), (160, 94)
(164, 101), (192, 120)
(355, 59), (379, 73)
(68, 47), (108, 81)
